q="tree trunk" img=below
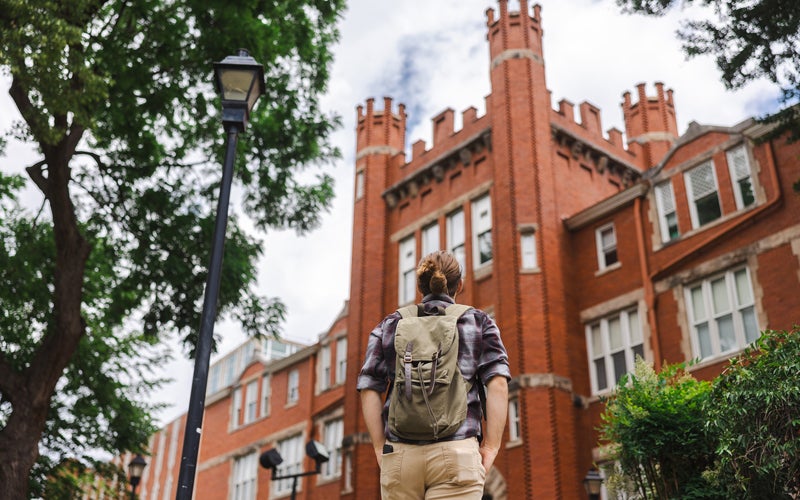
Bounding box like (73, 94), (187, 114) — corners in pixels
(0, 143), (90, 498)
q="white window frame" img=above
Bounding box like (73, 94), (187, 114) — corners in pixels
(654, 181), (679, 243)
(595, 223), (618, 270)
(446, 209), (466, 276)
(274, 434), (304, 496)
(260, 374), (271, 417)
(471, 194), (493, 269)
(335, 337), (347, 385)
(287, 369), (299, 405)
(320, 418), (344, 480)
(520, 230), (537, 269)
(508, 398), (521, 442)
(421, 222), (440, 257)
(398, 235), (416, 305)
(726, 145), (755, 210)
(685, 267), (759, 361)
(319, 344), (331, 392)
(586, 307), (644, 394)
(685, 160), (722, 229)
(231, 387), (242, 430)
(232, 451), (258, 500)
(243, 380), (258, 425)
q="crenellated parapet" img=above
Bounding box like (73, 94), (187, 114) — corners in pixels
(355, 97), (406, 161)
(622, 82), (678, 167)
(551, 124), (642, 188)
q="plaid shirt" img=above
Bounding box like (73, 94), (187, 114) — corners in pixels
(357, 294), (511, 443)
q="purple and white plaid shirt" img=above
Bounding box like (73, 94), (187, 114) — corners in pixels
(357, 294), (511, 443)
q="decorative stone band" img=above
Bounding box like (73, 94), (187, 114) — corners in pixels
(491, 48), (543, 70)
(510, 372), (572, 393)
(355, 145), (403, 161)
(627, 131), (677, 145)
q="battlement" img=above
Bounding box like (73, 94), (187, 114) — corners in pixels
(622, 82), (679, 167)
(355, 97), (407, 163)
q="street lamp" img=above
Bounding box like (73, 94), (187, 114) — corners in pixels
(583, 468), (604, 500)
(175, 49), (265, 500)
(260, 440), (330, 500)
(127, 454), (147, 500)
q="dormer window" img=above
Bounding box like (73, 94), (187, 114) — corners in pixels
(655, 181), (679, 243)
(726, 145), (755, 210)
(685, 160), (721, 228)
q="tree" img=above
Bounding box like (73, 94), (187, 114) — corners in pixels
(599, 359), (721, 499)
(616, 0), (800, 139)
(0, 0), (344, 497)
(705, 327), (800, 498)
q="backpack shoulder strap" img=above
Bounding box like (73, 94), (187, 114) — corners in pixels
(444, 304), (471, 318)
(397, 305), (419, 319)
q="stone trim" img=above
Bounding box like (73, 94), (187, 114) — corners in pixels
(513, 373), (573, 393)
(355, 145), (403, 161)
(579, 288), (645, 323)
(491, 48), (544, 69)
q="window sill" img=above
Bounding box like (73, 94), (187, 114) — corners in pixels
(316, 474), (341, 486)
(505, 439), (523, 450)
(473, 262), (493, 282)
(520, 267), (541, 274)
(594, 261), (621, 277)
(686, 346), (748, 372)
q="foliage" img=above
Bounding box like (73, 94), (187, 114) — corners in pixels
(705, 327), (800, 498)
(600, 359), (720, 499)
(615, 0), (800, 140)
(0, 0), (345, 496)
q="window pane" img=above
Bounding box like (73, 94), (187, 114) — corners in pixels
(521, 232), (536, 268)
(666, 212), (679, 240)
(711, 277), (730, 313)
(628, 310), (641, 344)
(422, 223), (439, 257)
(612, 351), (627, 383)
(717, 314), (736, 352)
(696, 193), (721, 225)
(690, 286), (706, 321)
(688, 162), (716, 198)
(742, 306), (759, 344)
(697, 322), (713, 358)
(632, 343), (644, 360)
(739, 178), (755, 207)
(605, 248), (618, 266)
(477, 231), (492, 264)
(608, 318), (622, 350)
(734, 269), (753, 305)
(601, 227), (616, 248)
(591, 325), (603, 355)
(594, 358), (607, 391)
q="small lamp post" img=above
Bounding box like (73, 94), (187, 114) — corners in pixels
(583, 468), (604, 500)
(127, 454), (147, 500)
(260, 440), (330, 500)
(175, 49), (265, 500)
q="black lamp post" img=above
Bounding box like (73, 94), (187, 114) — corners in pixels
(259, 440), (330, 500)
(583, 468), (604, 500)
(175, 49), (265, 500)
(128, 454), (147, 500)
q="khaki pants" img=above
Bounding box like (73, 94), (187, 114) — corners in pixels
(379, 437), (485, 499)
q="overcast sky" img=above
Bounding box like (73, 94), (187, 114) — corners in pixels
(0, 0), (783, 427)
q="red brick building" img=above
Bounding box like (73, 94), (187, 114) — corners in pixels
(129, 1), (800, 499)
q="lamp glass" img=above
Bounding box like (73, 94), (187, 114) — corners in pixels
(218, 68), (257, 104)
(128, 454), (147, 480)
(583, 469), (603, 495)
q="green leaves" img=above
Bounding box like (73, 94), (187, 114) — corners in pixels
(601, 327), (800, 498)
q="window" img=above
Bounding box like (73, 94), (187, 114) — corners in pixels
(319, 345), (331, 391)
(321, 418), (344, 480)
(446, 209), (466, 275)
(508, 398), (521, 442)
(595, 224), (618, 270)
(471, 194), (493, 268)
(287, 369), (299, 405)
(232, 452), (258, 500)
(655, 181), (679, 243)
(520, 231), (536, 269)
(274, 434), (304, 496)
(686, 267), (759, 360)
(335, 338), (347, 385)
(398, 235), (416, 305)
(421, 222), (440, 257)
(231, 387), (242, 429)
(208, 364), (221, 395)
(261, 374), (271, 417)
(685, 161), (722, 228)
(726, 145), (755, 209)
(586, 308), (644, 394)
(355, 170), (365, 200)
(244, 380), (258, 424)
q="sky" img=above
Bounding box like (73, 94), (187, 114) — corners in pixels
(0, 0), (783, 427)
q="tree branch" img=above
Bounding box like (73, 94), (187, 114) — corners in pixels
(0, 351), (25, 401)
(25, 160), (50, 198)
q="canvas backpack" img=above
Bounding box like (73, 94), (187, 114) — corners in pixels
(388, 303), (472, 441)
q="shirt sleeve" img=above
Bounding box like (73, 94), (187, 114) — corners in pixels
(476, 311), (512, 383)
(356, 314), (397, 393)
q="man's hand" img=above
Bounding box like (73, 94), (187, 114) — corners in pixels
(480, 376), (509, 472)
(479, 443), (499, 472)
(360, 389), (387, 467)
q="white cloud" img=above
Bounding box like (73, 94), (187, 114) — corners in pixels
(0, 0), (784, 426)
